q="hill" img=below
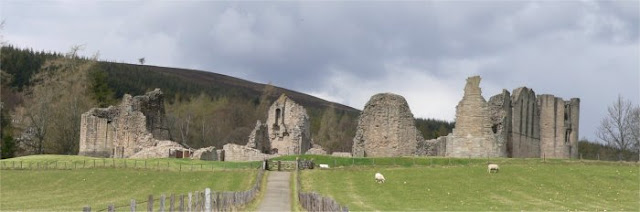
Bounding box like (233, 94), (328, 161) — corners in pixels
(0, 45), (455, 156)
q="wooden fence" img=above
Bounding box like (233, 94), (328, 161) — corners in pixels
(83, 168), (265, 211)
(296, 159), (348, 212)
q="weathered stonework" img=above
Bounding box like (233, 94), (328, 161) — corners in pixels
(223, 143), (274, 162)
(79, 90), (166, 158)
(488, 89), (512, 156)
(305, 143), (328, 155)
(418, 136), (448, 156)
(446, 76), (507, 158)
(266, 94), (311, 155)
(538, 95), (579, 159)
(245, 120), (270, 153)
(352, 93), (424, 157)
(510, 87), (540, 158)
(331, 152), (353, 157)
(79, 89), (216, 160)
(434, 76), (579, 159)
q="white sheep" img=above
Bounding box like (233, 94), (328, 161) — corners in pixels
(487, 164), (499, 173)
(375, 173), (385, 183)
(319, 164), (330, 169)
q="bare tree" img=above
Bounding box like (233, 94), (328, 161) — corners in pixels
(139, 57), (145, 65)
(597, 95), (639, 160)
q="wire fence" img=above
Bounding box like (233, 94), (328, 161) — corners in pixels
(0, 159), (262, 171)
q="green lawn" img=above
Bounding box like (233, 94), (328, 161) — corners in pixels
(0, 155), (260, 211)
(300, 159), (639, 211)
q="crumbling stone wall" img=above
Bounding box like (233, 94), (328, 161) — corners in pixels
(446, 76), (507, 158)
(509, 87), (540, 158)
(488, 89), (512, 156)
(223, 143), (273, 161)
(246, 120), (270, 153)
(352, 93), (424, 157)
(265, 94), (311, 155)
(538, 95), (579, 159)
(79, 89), (173, 158)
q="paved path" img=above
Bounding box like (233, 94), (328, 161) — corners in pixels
(256, 171), (292, 212)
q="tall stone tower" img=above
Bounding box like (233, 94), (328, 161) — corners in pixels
(352, 93), (424, 157)
(538, 95), (580, 159)
(446, 76), (507, 158)
(265, 94), (311, 155)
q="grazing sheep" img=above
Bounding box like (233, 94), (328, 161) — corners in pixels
(319, 164), (330, 169)
(488, 164), (499, 173)
(375, 173), (385, 183)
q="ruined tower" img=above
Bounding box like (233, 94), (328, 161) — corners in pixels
(265, 94), (311, 155)
(538, 95), (580, 159)
(446, 76), (507, 158)
(509, 87), (541, 158)
(352, 93), (424, 157)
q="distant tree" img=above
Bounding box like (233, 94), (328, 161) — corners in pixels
(139, 57), (145, 65)
(597, 95), (639, 161)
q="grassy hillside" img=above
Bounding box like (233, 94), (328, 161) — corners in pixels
(0, 155), (259, 211)
(298, 157), (639, 211)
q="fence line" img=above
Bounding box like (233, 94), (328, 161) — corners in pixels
(296, 159), (349, 212)
(0, 159), (261, 171)
(85, 168), (265, 211)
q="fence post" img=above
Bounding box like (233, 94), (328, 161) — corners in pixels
(147, 195), (153, 212)
(278, 161), (281, 171)
(169, 194), (175, 212)
(131, 199), (136, 212)
(82, 206), (91, 212)
(205, 188), (211, 212)
(84, 160), (86, 168)
(179, 194), (184, 212)
(597, 153), (600, 161)
(107, 204), (115, 212)
(159, 194), (165, 212)
(188, 192), (192, 212)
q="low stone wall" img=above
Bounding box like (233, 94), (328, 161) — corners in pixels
(223, 144), (273, 162)
(331, 152), (352, 157)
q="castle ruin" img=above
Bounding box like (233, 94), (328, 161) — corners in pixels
(79, 89), (215, 159)
(427, 76), (579, 159)
(223, 94), (317, 161)
(352, 76), (580, 159)
(352, 93), (425, 157)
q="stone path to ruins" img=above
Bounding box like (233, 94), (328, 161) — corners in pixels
(256, 171), (291, 212)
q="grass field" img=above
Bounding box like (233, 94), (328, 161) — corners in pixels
(300, 158), (639, 211)
(0, 155), (260, 211)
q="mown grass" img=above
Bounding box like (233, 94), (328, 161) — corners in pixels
(299, 158), (639, 211)
(0, 155), (260, 211)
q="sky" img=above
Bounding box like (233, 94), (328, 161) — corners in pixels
(2, 1), (639, 141)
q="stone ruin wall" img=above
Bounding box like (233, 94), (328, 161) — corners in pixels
(79, 89), (217, 159)
(446, 76), (507, 158)
(431, 76), (579, 159)
(352, 93), (424, 157)
(265, 94), (311, 155)
(223, 143), (274, 162)
(509, 87), (541, 158)
(223, 94), (316, 161)
(538, 95), (580, 158)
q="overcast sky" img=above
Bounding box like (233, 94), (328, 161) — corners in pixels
(2, 1), (639, 141)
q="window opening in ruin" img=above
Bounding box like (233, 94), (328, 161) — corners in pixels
(273, 108), (281, 130)
(491, 124), (498, 134)
(564, 112), (568, 121)
(565, 129), (571, 143)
